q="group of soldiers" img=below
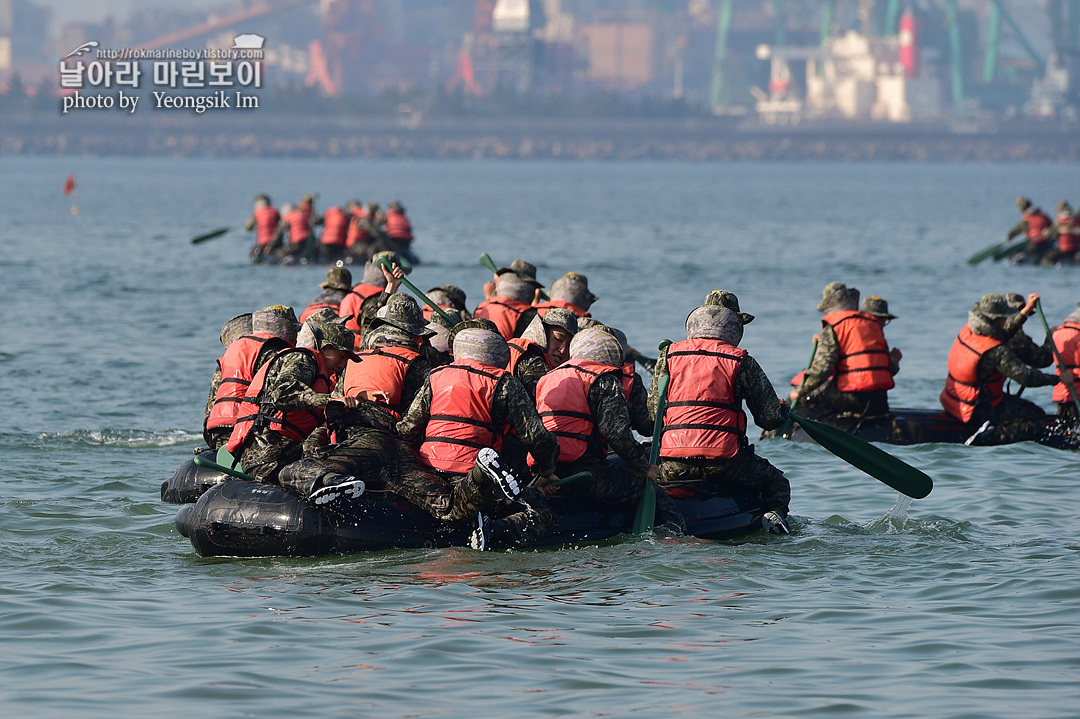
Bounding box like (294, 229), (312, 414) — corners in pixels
(200, 251), (1080, 549)
(1006, 196), (1080, 266)
(788, 281), (1078, 446)
(244, 193), (420, 266)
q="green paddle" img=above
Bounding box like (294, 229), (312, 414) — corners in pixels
(193, 454), (257, 482)
(967, 241), (1007, 266)
(993, 240), (1029, 262)
(1035, 300), (1080, 416)
(789, 411), (933, 499)
(191, 223), (242, 244)
(375, 256), (454, 325)
(552, 471), (592, 487)
(633, 339), (672, 533)
(779, 338), (819, 439)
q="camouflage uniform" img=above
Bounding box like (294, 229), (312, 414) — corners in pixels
(236, 341), (342, 483)
(960, 301), (1058, 445)
(624, 370), (653, 436)
(278, 404), (515, 523)
(649, 305), (791, 517)
(397, 357), (560, 549)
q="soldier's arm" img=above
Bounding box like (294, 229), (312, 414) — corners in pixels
(627, 372), (654, 436)
(395, 381), (432, 447)
(646, 345), (670, 419)
(589, 374), (650, 473)
(737, 355), (790, 431)
(493, 376), (559, 477)
(1007, 219), (1026, 241)
(514, 352), (549, 401)
(204, 365), (222, 429)
(266, 352), (330, 410)
(983, 346), (1059, 388)
(244, 215), (256, 231)
(795, 325), (839, 399)
(401, 355), (433, 410)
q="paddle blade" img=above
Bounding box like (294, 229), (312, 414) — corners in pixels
(967, 242), (1005, 265)
(792, 413), (933, 499)
(479, 253), (498, 273)
(216, 445), (236, 468)
(633, 479), (657, 533)
(993, 241), (1028, 262)
(191, 226), (232, 244)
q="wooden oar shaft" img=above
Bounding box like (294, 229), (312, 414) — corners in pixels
(1035, 300), (1080, 415)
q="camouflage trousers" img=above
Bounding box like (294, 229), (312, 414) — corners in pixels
(966, 394), (1047, 445)
(203, 426), (232, 452)
(278, 427), (556, 548)
(237, 431), (304, 484)
(658, 445), (791, 517)
(556, 454), (686, 532)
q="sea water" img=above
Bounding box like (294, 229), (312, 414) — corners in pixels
(1, 157), (1078, 718)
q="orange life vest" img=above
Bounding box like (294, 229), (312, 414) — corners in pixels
(253, 206), (279, 247)
(660, 338), (748, 460)
(339, 283), (386, 347)
(534, 358), (616, 463)
(283, 208), (310, 244)
(939, 325), (1005, 422)
(1057, 212), (1080, 254)
(341, 345), (421, 419)
(346, 207), (373, 248)
(535, 299), (591, 319)
(385, 209), (413, 241)
(1052, 322), (1080, 403)
(419, 359), (509, 473)
(1025, 210), (1052, 244)
(206, 333), (291, 431)
(226, 348), (331, 453)
(299, 299), (340, 322)
(475, 297), (533, 340)
(422, 303), (454, 322)
(507, 337), (550, 376)
(320, 206), (348, 247)
(822, 310), (895, 393)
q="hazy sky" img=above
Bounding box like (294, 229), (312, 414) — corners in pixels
(40, 0), (205, 24)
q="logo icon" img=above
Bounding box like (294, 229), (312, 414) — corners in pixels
(231, 34), (265, 50)
(64, 41), (99, 60)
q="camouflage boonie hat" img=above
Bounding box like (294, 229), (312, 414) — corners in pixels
(426, 307), (463, 331)
(496, 259), (542, 286)
(252, 305), (300, 342)
(1057, 200), (1072, 214)
(387, 200), (404, 212)
(816, 282), (860, 313)
(219, 313), (253, 347)
(371, 293), (435, 337)
(686, 305), (744, 345)
(427, 285), (468, 310)
(576, 316), (603, 331)
(1017, 196), (1032, 210)
(550, 272), (597, 309)
(1002, 293), (1025, 309)
(704, 290), (755, 324)
(569, 327), (624, 367)
(594, 324), (628, 353)
(320, 265), (353, 291)
(494, 272), (537, 302)
(860, 296), (897, 321)
(448, 318), (500, 352)
(305, 307), (349, 326)
(540, 307), (578, 335)
(976, 294), (1017, 318)
(453, 328), (510, 368)
(314, 323), (359, 360)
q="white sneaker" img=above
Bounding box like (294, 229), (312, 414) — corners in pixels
(469, 512), (487, 551)
(309, 477), (365, 506)
(476, 447), (521, 500)
(761, 511), (789, 535)
(964, 420), (992, 446)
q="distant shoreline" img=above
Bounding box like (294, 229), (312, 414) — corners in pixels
(4, 113), (1077, 161)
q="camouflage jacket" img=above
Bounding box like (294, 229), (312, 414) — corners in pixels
(796, 322), (899, 400)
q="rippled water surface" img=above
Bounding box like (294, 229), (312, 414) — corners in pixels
(2, 157), (1079, 718)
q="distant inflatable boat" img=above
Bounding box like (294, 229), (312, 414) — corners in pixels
(163, 453), (765, 557)
(762, 408), (1078, 448)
